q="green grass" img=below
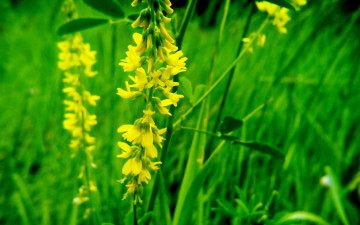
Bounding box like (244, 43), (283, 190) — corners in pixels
(0, 0), (359, 224)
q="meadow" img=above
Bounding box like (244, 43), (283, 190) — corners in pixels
(0, 0), (359, 224)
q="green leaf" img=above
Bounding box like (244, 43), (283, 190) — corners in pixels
(325, 166), (350, 225)
(274, 211), (331, 225)
(261, 0), (296, 10)
(193, 84), (206, 104)
(219, 116), (243, 133)
(233, 140), (285, 159)
(172, 101), (207, 225)
(127, 13), (139, 21)
(83, 0), (125, 18)
(57, 18), (109, 35)
(138, 212), (153, 225)
(179, 77), (193, 101)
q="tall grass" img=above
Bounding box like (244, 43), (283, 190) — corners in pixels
(0, 0), (359, 224)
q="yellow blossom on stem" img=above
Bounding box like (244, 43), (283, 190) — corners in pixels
(117, 0), (187, 203)
(58, 0), (99, 207)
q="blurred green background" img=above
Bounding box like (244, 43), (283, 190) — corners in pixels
(0, 0), (359, 224)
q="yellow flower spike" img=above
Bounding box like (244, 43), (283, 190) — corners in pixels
(59, 1), (100, 208)
(117, 0), (187, 201)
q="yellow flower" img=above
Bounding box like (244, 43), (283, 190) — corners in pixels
(83, 91), (100, 106)
(256, 1), (292, 34)
(122, 157), (142, 175)
(292, 0), (306, 7)
(117, 142), (134, 158)
(117, 81), (142, 99)
(165, 50), (187, 74)
(161, 88), (184, 106)
(117, 0), (186, 201)
(129, 68), (148, 91)
(142, 109), (155, 124)
(148, 70), (165, 88)
(138, 169), (151, 184)
(129, 33), (146, 55)
(273, 8), (291, 34)
(119, 49), (141, 72)
(257, 34), (266, 47)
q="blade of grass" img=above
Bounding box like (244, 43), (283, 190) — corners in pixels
(275, 211), (331, 225)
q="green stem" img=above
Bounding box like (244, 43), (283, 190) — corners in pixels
(145, 0), (199, 217)
(133, 195), (138, 225)
(180, 126), (219, 137)
(205, 2), (255, 159)
(173, 17), (270, 129)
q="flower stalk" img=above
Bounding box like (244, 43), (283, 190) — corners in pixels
(117, 0), (187, 205)
(57, 0), (100, 222)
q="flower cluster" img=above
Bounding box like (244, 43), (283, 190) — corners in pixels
(58, 0), (99, 205)
(117, 0), (187, 203)
(256, 0), (306, 34)
(243, 1), (306, 52)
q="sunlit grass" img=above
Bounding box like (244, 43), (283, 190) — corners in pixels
(0, 0), (359, 225)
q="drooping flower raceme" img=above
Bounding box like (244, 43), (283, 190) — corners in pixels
(256, 0), (306, 34)
(243, 1), (306, 52)
(117, 0), (187, 203)
(58, 0), (99, 206)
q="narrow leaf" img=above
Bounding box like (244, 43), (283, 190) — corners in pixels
(261, 0), (296, 10)
(83, 0), (125, 18)
(219, 116), (243, 133)
(193, 84), (206, 104)
(138, 212), (153, 225)
(325, 166), (350, 225)
(275, 211), (331, 225)
(179, 77), (193, 101)
(57, 18), (109, 35)
(233, 141), (285, 159)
